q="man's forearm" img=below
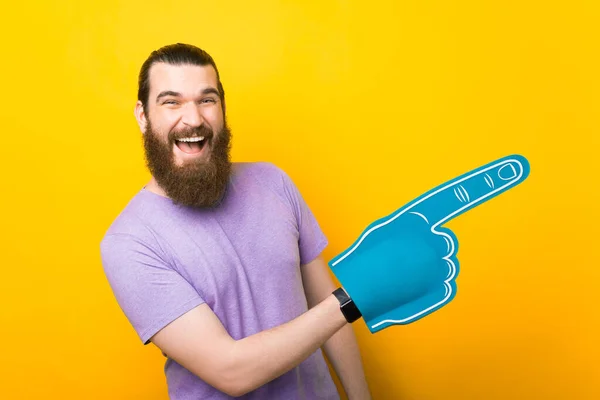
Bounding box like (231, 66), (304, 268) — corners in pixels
(226, 293), (348, 396)
(324, 323), (372, 399)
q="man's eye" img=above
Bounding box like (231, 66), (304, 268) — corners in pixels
(201, 98), (216, 104)
(163, 100), (177, 105)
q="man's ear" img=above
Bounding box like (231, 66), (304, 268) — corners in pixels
(134, 101), (148, 134)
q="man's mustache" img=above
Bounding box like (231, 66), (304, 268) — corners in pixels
(169, 125), (214, 142)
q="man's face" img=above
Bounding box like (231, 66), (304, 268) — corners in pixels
(136, 63), (232, 208)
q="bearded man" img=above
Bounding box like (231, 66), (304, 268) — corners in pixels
(100, 43), (371, 399)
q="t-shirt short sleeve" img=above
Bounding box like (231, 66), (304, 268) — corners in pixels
(279, 168), (329, 265)
(100, 233), (206, 344)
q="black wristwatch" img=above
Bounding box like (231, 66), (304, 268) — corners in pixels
(332, 287), (362, 323)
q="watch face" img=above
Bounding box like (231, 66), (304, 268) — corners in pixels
(334, 288), (361, 323)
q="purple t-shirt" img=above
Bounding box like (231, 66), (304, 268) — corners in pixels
(100, 162), (340, 399)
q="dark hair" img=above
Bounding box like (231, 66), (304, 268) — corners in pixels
(137, 43), (225, 115)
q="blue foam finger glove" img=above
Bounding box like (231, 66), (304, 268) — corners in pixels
(328, 154), (530, 333)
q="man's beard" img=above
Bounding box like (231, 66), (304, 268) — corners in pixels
(142, 119), (232, 208)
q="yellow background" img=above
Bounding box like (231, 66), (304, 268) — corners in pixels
(1, 0), (598, 399)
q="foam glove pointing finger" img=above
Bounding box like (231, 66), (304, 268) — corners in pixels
(329, 154), (530, 333)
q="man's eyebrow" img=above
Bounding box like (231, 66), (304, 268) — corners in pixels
(156, 91), (181, 103)
(155, 88), (220, 103)
(201, 87), (220, 97)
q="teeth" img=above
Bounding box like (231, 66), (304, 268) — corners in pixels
(177, 136), (205, 142)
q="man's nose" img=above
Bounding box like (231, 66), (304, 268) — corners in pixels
(181, 102), (204, 127)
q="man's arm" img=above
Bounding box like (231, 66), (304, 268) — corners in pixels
(150, 289), (348, 397)
(301, 256), (372, 400)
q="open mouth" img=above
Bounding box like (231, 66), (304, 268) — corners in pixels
(174, 136), (207, 155)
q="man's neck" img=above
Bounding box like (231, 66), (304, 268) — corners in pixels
(144, 177), (169, 198)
